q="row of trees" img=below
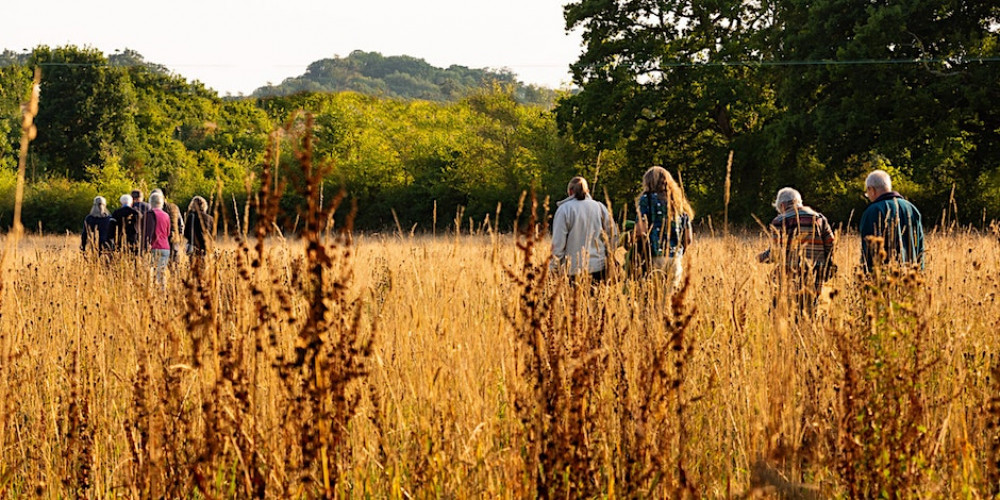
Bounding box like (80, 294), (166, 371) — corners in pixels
(252, 50), (558, 108)
(257, 88), (581, 229)
(557, 0), (1000, 225)
(4, 4), (1000, 235)
(1, 46), (579, 233)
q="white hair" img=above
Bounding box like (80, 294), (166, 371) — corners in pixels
(151, 188), (164, 197)
(773, 187), (802, 210)
(119, 194), (133, 207)
(866, 169), (892, 192)
(89, 196), (109, 217)
(149, 192), (164, 209)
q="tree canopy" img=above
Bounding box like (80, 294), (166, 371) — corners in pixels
(1, 46), (577, 233)
(252, 50), (559, 108)
(558, 0), (1000, 223)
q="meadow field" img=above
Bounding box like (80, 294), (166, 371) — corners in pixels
(1, 219), (999, 499)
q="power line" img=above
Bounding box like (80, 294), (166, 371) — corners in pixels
(7, 56), (999, 70)
(654, 56), (1000, 67)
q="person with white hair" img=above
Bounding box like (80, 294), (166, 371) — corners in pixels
(758, 187), (836, 314)
(859, 169), (925, 272)
(111, 193), (140, 253)
(81, 196), (116, 253)
(151, 188), (184, 263)
(144, 192), (172, 285)
(550, 176), (616, 284)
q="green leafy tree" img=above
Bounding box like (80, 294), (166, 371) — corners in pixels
(0, 60), (32, 172)
(28, 46), (139, 180)
(772, 0), (1000, 218)
(557, 0), (782, 219)
(253, 50), (557, 107)
(559, 0), (1000, 223)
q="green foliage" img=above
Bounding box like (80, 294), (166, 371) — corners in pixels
(260, 85), (581, 230)
(774, 0), (1000, 220)
(0, 62), (31, 171)
(85, 155), (133, 203)
(20, 177), (98, 233)
(560, 0), (1000, 224)
(0, 167), (16, 226)
(558, 0), (783, 220)
(5, 45), (580, 233)
(252, 50), (558, 108)
(28, 46), (140, 180)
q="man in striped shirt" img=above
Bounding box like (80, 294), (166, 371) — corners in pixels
(758, 187), (837, 314)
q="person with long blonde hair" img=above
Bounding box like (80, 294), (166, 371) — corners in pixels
(636, 166), (694, 288)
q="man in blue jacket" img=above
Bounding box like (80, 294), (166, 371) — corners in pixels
(859, 170), (925, 272)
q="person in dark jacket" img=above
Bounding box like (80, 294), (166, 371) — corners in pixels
(81, 196), (116, 253)
(111, 194), (141, 253)
(131, 189), (151, 215)
(184, 196), (214, 256)
(859, 169), (925, 272)
(130, 189), (152, 253)
(635, 166), (693, 289)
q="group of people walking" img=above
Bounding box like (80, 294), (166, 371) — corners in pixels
(550, 166), (694, 288)
(81, 189), (215, 282)
(550, 166), (926, 307)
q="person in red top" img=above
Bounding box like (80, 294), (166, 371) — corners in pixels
(145, 192), (173, 286)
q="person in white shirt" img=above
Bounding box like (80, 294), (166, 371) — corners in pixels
(550, 176), (616, 284)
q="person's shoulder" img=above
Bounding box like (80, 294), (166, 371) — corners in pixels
(642, 192), (664, 202)
(811, 209), (830, 222)
(638, 192), (657, 209)
(583, 197), (608, 210)
(862, 200), (885, 214)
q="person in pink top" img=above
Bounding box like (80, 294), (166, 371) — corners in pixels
(145, 192), (173, 286)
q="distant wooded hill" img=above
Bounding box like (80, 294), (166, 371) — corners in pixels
(252, 50), (559, 107)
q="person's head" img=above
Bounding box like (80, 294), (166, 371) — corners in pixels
(119, 194), (133, 207)
(641, 166), (694, 217)
(773, 187), (803, 213)
(642, 166), (673, 195)
(151, 188), (164, 200)
(89, 196), (109, 217)
(865, 170), (892, 200)
(149, 192), (164, 209)
(188, 195), (208, 213)
(131, 189), (143, 202)
(567, 176), (589, 200)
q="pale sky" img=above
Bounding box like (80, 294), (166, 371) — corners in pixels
(6, 0), (584, 96)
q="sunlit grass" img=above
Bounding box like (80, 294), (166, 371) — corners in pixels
(1, 226), (998, 497)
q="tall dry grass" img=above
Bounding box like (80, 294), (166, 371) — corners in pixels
(2, 111), (999, 497)
(1, 214), (999, 497)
